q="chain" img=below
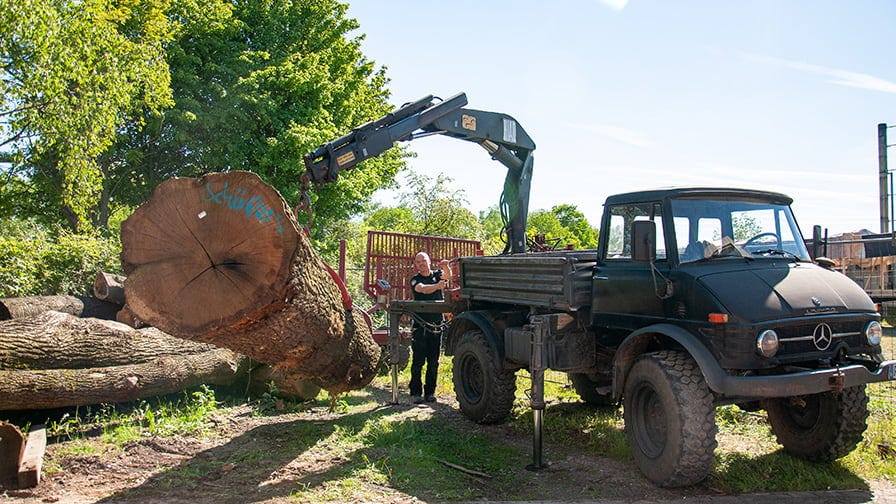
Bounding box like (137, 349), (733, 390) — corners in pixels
(295, 171), (313, 231)
(408, 312), (451, 332)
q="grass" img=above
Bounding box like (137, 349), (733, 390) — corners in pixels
(8, 341), (896, 499)
(380, 348), (896, 494)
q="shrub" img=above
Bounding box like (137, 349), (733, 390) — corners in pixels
(0, 219), (122, 297)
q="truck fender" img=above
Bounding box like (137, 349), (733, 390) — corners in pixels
(445, 311), (504, 360)
(611, 323), (727, 400)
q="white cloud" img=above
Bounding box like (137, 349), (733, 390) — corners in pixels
(743, 53), (896, 94)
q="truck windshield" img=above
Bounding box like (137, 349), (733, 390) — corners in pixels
(670, 198), (811, 263)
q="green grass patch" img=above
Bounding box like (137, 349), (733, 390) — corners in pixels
(288, 412), (526, 502)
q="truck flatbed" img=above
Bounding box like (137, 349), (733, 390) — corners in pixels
(458, 250), (596, 311)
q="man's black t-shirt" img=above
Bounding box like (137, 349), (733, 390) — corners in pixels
(410, 269), (444, 325)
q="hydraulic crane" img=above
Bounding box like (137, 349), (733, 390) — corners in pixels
(301, 92), (536, 254)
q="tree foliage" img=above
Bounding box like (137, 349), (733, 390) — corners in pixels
(527, 204), (598, 250)
(119, 0), (401, 249)
(394, 172), (480, 239)
(1, 0), (403, 242)
(0, 0), (174, 231)
(0, 218), (121, 297)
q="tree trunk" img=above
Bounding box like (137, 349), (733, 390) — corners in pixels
(119, 171), (379, 394)
(0, 348), (245, 410)
(0, 296), (119, 322)
(0, 311), (218, 370)
(93, 271), (126, 305)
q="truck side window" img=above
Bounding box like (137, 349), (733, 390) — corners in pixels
(606, 203), (665, 260)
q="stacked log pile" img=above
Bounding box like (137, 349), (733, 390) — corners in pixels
(0, 311), (245, 410)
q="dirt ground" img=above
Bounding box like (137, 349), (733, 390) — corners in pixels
(1, 383), (892, 504)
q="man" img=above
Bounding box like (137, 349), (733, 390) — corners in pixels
(409, 251), (451, 404)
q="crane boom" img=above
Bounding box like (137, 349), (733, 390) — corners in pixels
(302, 92), (535, 254)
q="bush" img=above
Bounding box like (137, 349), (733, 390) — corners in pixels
(0, 219), (122, 297)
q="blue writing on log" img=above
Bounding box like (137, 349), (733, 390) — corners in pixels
(203, 181), (285, 234)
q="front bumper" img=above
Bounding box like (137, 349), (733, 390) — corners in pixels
(710, 360), (896, 399)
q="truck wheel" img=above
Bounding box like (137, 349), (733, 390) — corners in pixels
(452, 330), (517, 424)
(763, 385), (869, 462)
(568, 372), (616, 407)
(623, 350), (717, 487)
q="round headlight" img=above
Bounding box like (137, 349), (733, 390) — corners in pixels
(865, 320), (883, 346)
(756, 329), (779, 357)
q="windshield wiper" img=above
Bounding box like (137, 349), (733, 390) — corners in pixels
(752, 249), (801, 261)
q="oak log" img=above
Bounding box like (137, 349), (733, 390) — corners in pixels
(119, 171), (379, 394)
(0, 348), (246, 410)
(0, 296), (119, 322)
(0, 311), (218, 370)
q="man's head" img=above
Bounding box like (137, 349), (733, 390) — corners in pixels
(414, 251), (432, 275)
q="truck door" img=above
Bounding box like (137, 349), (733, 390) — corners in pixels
(592, 201), (670, 331)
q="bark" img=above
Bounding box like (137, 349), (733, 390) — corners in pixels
(249, 365), (321, 401)
(0, 311), (218, 370)
(0, 348), (246, 410)
(120, 171), (379, 394)
(93, 271), (126, 305)
(0, 296), (119, 321)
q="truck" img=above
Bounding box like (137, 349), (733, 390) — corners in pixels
(302, 92), (896, 487)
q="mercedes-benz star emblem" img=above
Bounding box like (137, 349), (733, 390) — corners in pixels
(813, 323), (833, 351)
(811, 296), (822, 307)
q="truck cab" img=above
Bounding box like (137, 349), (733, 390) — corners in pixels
(593, 187), (884, 385)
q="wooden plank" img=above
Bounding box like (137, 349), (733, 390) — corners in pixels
(17, 424), (46, 489)
(0, 422), (25, 489)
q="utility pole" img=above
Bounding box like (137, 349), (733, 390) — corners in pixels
(880, 123), (890, 233)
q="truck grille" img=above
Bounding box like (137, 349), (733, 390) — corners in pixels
(774, 321), (863, 355)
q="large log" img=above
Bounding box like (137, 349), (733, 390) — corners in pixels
(120, 171), (379, 394)
(0, 295), (119, 321)
(0, 311), (218, 370)
(0, 348), (246, 410)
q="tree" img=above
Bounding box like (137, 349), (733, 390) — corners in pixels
(2, 0), (404, 241)
(552, 204), (598, 248)
(478, 206), (506, 255)
(118, 0), (402, 249)
(526, 204), (598, 250)
(397, 172), (480, 239)
(0, 0), (174, 232)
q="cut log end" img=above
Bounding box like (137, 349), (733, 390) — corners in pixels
(121, 171), (299, 334)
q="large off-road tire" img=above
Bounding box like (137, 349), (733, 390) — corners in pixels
(452, 330), (517, 424)
(568, 372), (616, 407)
(763, 385), (869, 462)
(623, 350), (717, 487)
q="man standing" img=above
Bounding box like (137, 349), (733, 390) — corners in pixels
(409, 251), (451, 404)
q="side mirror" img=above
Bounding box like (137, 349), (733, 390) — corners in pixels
(632, 220), (656, 263)
(811, 225), (823, 260)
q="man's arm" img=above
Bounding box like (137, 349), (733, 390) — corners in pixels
(414, 280), (448, 294)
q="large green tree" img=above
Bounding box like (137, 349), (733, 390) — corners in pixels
(0, 0), (174, 231)
(527, 204), (598, 250)
(2, 0), (403, 242)
(395, 172), (480, 239)
(117, 0), (401, 246)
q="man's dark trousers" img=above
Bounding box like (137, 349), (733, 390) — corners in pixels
(409, 326), (440, 397)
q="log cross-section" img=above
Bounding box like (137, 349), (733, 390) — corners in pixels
(120, 171), (379, 393)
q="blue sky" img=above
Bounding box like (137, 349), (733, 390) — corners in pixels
(346, 1), (896, 236)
